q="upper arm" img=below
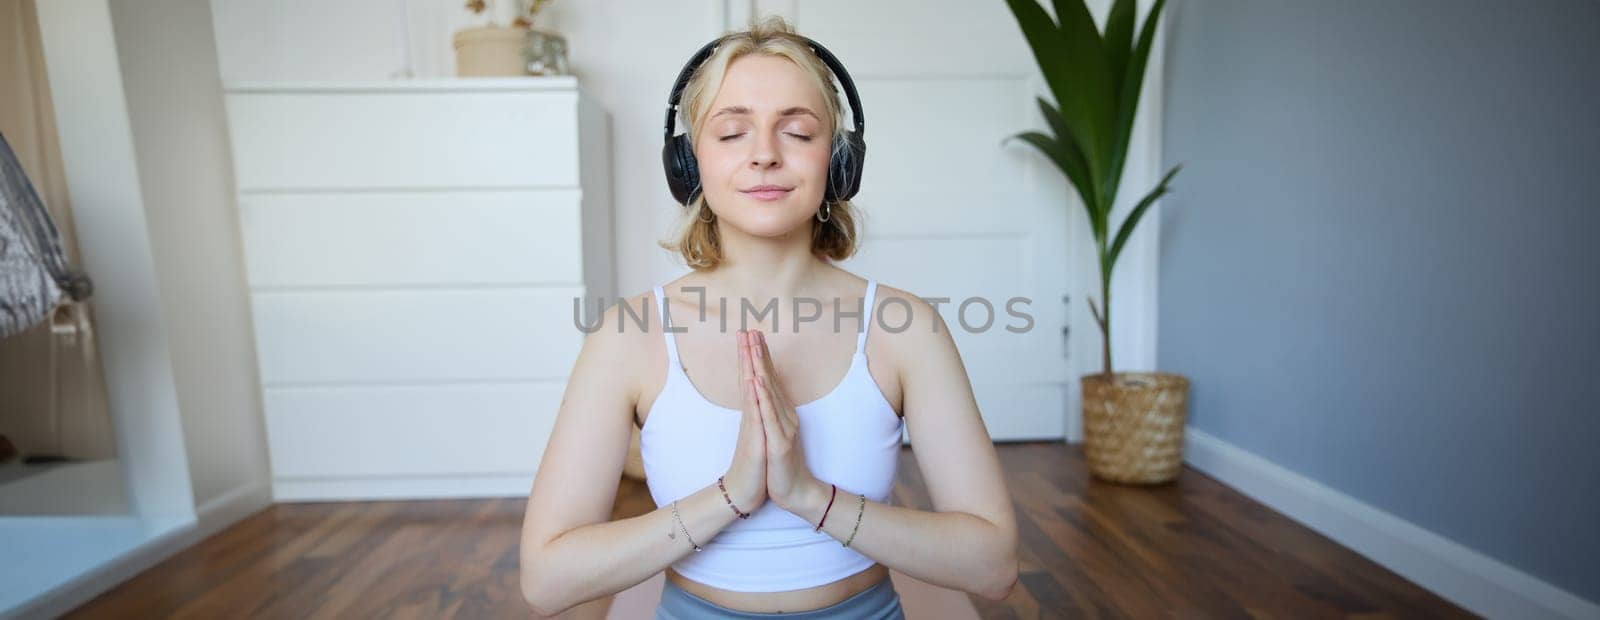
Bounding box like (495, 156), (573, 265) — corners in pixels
(520, 292), (651, 563)
(885, 288), (1017, 542)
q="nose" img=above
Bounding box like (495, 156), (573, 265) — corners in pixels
(748, 130), (780, 169)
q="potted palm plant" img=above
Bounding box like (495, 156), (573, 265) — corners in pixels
(1002, 0), (1187, 484)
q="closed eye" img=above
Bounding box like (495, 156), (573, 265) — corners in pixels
(718, 133), (814, 142)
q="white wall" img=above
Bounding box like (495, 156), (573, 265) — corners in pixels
(32, 0), (195, 520)
(107, 0), (272, 526)
(209, 0), (727, 297)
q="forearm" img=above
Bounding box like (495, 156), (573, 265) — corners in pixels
(790, 481), (1018, 600)
(523, 480), (741, 615)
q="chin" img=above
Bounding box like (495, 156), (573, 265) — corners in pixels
(727, 212), (812, 238)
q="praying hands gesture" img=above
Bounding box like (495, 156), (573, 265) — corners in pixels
(728, 328), (829, 519)
(749, 328), (828, 513)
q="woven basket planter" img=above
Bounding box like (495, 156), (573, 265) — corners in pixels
(1080, 371), (1189, 485)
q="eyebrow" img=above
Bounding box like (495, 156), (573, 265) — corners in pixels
(710, 105), (820, 121)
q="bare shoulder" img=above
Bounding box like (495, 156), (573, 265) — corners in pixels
(860, 281), (967, 417)
(869, 281), (961, 367)
(574, 289), (661, 411)
(591, 288), (659, 341)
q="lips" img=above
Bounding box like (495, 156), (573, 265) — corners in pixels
(741, 185), (793, 201)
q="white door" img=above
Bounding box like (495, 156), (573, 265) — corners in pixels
(733, 0), (1088, 441)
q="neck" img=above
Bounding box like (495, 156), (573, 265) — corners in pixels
(701, 220), (831, 317)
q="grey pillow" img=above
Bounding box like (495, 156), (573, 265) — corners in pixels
(0, 131), (88, 339)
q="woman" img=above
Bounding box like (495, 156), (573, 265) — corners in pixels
(520, 16), (1019, 619)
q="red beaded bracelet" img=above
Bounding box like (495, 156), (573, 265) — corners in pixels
(814, 484), (838, 531)
(717, 475), (751, 519)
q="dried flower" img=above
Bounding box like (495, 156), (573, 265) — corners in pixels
(525, 0), (552, 21)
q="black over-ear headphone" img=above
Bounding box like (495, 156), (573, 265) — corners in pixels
(661, 34), (866, 207)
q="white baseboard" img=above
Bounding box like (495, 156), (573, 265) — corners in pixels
(273, 473), (534, 502)
(1182, 426), (1599, 620)
(193, 480), (274, 542)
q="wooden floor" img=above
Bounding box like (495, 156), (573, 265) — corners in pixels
(64, 442), (1472, 618)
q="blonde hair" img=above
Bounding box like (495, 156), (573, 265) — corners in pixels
(657, 15), (861, 271)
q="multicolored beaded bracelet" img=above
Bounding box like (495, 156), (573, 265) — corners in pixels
(717, 475), (751, 519)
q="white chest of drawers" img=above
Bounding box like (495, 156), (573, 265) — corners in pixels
(223, 77), (613, 500)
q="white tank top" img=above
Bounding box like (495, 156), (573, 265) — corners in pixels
(639, 278), (904, 592)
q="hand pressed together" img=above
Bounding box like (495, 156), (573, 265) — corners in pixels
(722, 328), (829, 518)
(745, 329), (827, 514)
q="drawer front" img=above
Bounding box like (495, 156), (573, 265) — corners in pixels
(240, 189), (583, 287)
(263, 382), (563, 478)
(227, 90), (579, 190)
(252, 287), (596, 385)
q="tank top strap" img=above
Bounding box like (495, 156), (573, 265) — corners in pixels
(856, 278), (877, 355)
(652, 284), (680, 368)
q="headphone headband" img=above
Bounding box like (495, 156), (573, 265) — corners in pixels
(661, 34), (866, 159)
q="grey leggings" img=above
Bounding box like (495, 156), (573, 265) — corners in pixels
(654, 577), (905, 619)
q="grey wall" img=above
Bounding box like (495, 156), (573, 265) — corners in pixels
(1158, 0), (1599, 604)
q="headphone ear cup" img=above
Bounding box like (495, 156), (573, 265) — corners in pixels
(826, 132), (867, 202)
(661, 134), (701, 205)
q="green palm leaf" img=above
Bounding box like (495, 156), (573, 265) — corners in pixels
(1031, 97), (1102, 232)
(1004, 0), (1110, 183)
(1103, 0), (1135, 106)
(1108, 164), (1182, 268)
(1001, 131), (1099, 229)
(1047, 0), (1116, 176)
(1104, 0), (1168, 210)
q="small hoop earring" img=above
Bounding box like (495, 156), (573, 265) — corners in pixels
(699, 208), (716, 223)
(817, 202), (832, 223)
